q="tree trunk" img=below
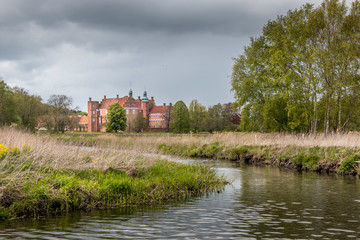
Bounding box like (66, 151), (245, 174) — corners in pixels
(324, 92), (330, 136)
(337, 90), (342, 133)
(313, 83), (318, 134)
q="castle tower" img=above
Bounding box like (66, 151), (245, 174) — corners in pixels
(88, 98), (100, 132)
(141, 90), (149, 118)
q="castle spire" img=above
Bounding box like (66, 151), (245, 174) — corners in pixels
(142, 90), (149, 102)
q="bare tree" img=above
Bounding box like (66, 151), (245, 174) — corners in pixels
(47, 95), (73, 133)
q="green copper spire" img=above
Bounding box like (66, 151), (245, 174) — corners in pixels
(142, 90), (149, 102)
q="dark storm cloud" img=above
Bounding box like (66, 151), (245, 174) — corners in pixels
(0, 0), (324, 110)
(1, 0), (264, 35)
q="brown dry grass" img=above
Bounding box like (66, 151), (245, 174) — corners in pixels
(93, 132), (360, 150)
(0, 128), (159, 188)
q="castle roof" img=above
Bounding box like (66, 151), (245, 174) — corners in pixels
(99, 98), (121, 109)
(79, 116), (88, 124)
(150, 105), (169, 114)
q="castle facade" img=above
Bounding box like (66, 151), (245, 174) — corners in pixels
(88, 90), (172, 132)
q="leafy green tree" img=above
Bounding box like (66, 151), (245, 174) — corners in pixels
(133, 113), (146, 133)
(189, 100), (206, 132)
(232, 0), (360, 134)
(0, 80), (16, 125)
(106, 103), (127, 132)
(171, 101), (190, 133)
(12, 87), (44, 130)
(205, 104), (223, 133)
(221, 104), (238, 131)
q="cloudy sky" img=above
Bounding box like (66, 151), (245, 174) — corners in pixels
(0, 0), (325, 111)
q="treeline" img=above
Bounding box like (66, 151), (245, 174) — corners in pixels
(170, 100), (240, 133)
(231, 0), (360, 134)
(0, 80), (81, 132)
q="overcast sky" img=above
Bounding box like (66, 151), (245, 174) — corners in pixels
(0, 0), (325, 111)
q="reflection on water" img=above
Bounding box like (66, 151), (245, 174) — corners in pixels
(1, 158), (360, 239)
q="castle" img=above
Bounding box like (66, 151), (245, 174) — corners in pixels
(88, 90), (172, 132)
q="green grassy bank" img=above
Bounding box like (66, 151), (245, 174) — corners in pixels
(0, 159), (225, 221)
(158, 142), (360, 175)
(0, 129), (227, 221)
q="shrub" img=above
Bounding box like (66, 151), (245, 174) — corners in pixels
(293, 153), (320, 170)
(230, 147), (249, 160)
(338, 155), (359, 175)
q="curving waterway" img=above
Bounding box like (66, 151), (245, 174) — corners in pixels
(1, 157), (360, 239)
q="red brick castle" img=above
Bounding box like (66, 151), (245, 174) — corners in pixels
(88, 90), (172, 132)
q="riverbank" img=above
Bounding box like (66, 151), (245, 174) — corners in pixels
(54, 133), (360, 176)
(0, 128), (226, 220)
(158, 142), (360, 175)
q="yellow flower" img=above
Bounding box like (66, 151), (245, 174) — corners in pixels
(8, 146), (20, 156)
(0, 144), (9, 160)
(22, 144), (33, 153)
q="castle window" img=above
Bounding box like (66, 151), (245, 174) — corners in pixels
(133, 110), (135, 114)
(92, 118), (95, 123)
(92, 104), (94, 108)
(126, 110), (129, 114)
(92, 111), (95, 114)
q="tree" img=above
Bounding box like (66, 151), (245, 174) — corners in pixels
(161, 106), (172, 132)
(0, 80), (16, 125)
(205, 104), (223, 133)
(12, 87), (44, 131)
(133, 113), (146, 133)
(189, 100), (206, 132)
(170, 101), (190, 133)
(232, 0), (360, 134)
(106, 103), (126, 132)
(47, 95), (73, 133)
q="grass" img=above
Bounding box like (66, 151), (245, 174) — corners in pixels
(54, 132), (360, 175)
(0, 128), (226, 220)
(157, 142), (360, 175)
(55, 131), (360, 149)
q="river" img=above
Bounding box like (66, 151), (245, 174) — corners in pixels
(1, 157), (360, 239)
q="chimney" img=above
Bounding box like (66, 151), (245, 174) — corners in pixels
(138, 96), (141, 100)
(163, 103), (166, 106)
(89, 97), (92, 101)
(151, 96), (154, 101)
(104, 95), (106, 100)
(116, 94), (119, 99)
(170, 103), (172, 106)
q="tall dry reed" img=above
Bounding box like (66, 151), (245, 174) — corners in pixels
(0, 128), (159, 188)
(92, 132), (360, 150)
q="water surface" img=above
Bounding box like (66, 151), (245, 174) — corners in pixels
(1, 158), (360, 239)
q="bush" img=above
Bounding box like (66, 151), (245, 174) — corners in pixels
(293, 153), (320, 170)
(338, 155), (359, 175)
(230, 147), (249, 160)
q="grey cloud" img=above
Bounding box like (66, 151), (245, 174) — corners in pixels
(0, 0), (325, 111)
